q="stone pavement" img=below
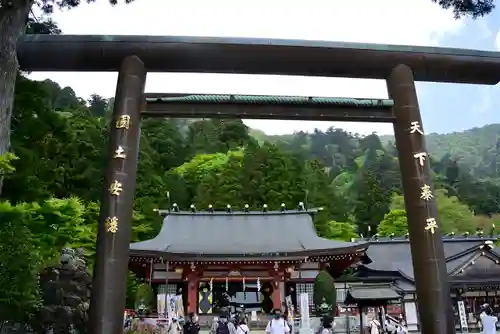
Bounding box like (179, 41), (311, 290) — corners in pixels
(199, 331), (498, 333)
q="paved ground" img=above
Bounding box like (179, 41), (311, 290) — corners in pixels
(199, 330), (499, 333)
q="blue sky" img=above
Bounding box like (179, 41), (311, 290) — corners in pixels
(417, 12), (500, 134)
(29, 0), (500, 136)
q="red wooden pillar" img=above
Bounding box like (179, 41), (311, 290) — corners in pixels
(186, 271), (199, 314)
(145, 260), (152, 283)
(272, 279), (282, 310)
(271, 267), (284, 311)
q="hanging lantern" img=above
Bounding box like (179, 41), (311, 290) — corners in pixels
(225, 277), (229, 292)
(257, 277), (261, 291)
(209, 278), (213, 292)
(242, 277), (246, 291)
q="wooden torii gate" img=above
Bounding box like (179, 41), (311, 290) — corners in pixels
(18, 35), (500, 334)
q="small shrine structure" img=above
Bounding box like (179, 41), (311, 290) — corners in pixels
(128, 205), (369, 317)
(351, 235), (500, 331)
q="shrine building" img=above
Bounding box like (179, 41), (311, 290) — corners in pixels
(350, 234), (500, 331)
(128, 206), (369, 317)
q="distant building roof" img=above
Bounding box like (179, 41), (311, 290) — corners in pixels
(129, 210), (368, 260)
(359, 236), (500, 281)
(345, 284), (401, 305)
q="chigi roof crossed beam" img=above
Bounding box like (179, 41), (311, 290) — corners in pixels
(143, 93), (395, 122)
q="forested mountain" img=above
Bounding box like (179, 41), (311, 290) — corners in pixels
(1, 76), (499, 323)
(382, 125), (500, 181)
(255, 124), (500, 182)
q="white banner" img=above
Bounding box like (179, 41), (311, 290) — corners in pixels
(299, 293), (310, 329)
(457, 301), (469, 332)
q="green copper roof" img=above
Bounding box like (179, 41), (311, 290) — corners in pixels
(145, 95), (394, 108)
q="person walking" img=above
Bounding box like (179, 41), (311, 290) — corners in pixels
(184, 313), (201, 334)
(265, 309), (290, 334)
(236, 318), (250, 334)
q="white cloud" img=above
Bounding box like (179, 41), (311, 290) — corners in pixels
(495, 28), (500, 50)
(29, 0), (464, 135)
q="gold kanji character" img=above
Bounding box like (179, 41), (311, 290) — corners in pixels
(116, 115), (131, 129)
(113, 146), (127, 159)
(410, 121), (424, 135)
(109, 180), (123, 196)
(425, 218), (438, 234)
(105, 216), (119, 233)
(413, 152), (427, 166)
(420, 184), (434, 201)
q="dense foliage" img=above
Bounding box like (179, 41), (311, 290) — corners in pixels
(431, 0), (495, 18)
(313, 271), (336, 315)
(1, 75), (499, 324)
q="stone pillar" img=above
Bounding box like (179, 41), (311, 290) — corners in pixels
(88, 56), (147, 334)
(387, 64), (455, 334)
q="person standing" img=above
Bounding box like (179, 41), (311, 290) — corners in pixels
(167, 317), (182, 334)
(236, 318), (250, 334)
(369, 316), (381, 334)
(318, 315), (335, 334)
(213, 312), (237, 334)
(361, 310), (370, 334)
(481, 306), (498, 334)
(184, 313), (201, 334)
(266, 309), (290, 334)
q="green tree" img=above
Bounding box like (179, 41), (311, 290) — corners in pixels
(186, 119), (252, 156)
(87, 94), (108, 117)
(194, 154), (244, 209)
(0, 202), (42, 323)
(0, 0), (134, 195)
(352, 169), (390, 235)
(25, 17), (61, 35)
(432, 0), (495, 18)
(135, 283), (154, 310)
(389, 189), (478, 234)
(304, 159), (349, 237)
(378, 209), (408, 237)
(3, 76), (106, 202)
(313, 271), (336, 316)
(326, 221), (358, 241)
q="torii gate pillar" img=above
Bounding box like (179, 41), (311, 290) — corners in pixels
(387, 64), (455, 334)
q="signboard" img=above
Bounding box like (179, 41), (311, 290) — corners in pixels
(457, 301), (469, 332)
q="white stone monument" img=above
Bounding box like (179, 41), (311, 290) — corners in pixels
(299, 293), (313, 334)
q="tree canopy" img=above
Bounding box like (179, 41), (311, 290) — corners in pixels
(432, 0), (495, 18)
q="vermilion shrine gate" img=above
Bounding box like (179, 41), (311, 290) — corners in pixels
(17, 35), (500, 334)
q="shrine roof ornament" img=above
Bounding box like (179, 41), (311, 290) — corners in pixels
(358, 229), (495, 243)
(155, 202), (312, 215)
(18, 35), (500, 84)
